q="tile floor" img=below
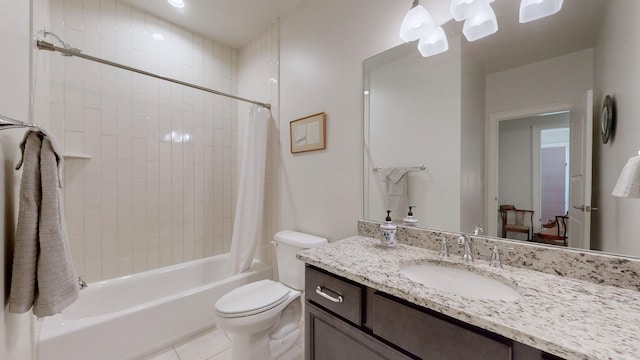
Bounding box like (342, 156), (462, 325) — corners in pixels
(142, 323), (305, 360)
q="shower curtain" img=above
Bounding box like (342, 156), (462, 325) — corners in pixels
(229, 105), (269, 274)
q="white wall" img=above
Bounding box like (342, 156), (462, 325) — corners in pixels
(0, 0), (35, 358)
(486, 49), (594, 115)
(593, 0), (640, 257)
(367, 37), (462, 229)
(460, 43), (486, 232)
(279, 0), (408, 241)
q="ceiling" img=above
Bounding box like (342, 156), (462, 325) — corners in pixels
(120, 0), (303, 48)
(122, 0), (606, 71)
(437, 0), (607, 74)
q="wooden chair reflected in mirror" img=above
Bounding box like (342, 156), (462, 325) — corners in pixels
(534, 214), (569, 246)
(498, 205), (534, 241)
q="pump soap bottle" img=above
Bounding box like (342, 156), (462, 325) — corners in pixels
(403, 206), (418, 226)
(380, 210), (397, 247)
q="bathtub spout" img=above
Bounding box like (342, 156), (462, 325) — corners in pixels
(78, 276), (88, 290)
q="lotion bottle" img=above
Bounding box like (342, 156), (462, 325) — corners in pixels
(403, 206), (418, 226)
(380, 210), (397, 247)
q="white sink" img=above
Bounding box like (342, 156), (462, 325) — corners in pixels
(400, 262), (521, 302)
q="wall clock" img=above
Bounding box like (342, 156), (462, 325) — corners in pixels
(601, 95), (613, 144)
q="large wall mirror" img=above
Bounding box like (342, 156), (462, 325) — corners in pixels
(363, 0), (640, 258)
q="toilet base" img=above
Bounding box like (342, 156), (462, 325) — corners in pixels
(228, 327), (300, 360)
(229, 328), (270, 360)
(270, 328), (300, 359)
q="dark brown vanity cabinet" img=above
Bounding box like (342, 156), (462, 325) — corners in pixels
(305, 265), (563, 360)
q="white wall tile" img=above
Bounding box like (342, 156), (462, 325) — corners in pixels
(46, 0), (273, 281)
(65, 130), (84, 155)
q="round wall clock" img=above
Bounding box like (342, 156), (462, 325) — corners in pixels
(601, 95), (613, 144)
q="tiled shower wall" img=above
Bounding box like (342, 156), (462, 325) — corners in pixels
(41, 0), (278, 282)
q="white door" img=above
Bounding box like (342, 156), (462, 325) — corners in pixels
(568, 90), (593, 250)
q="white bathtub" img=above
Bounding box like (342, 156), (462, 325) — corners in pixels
(38, 254), (271, 360)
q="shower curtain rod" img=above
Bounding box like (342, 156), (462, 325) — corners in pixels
(0, 113), (39, 131)
(36, 40), (272, 110)
(372, 165), (426, 172)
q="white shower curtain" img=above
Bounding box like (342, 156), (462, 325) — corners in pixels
(229, 105), (269, 275)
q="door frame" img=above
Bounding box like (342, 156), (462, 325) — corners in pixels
(486, 101), (575, 237)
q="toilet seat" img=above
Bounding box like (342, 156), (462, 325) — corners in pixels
(215, 280), (292, 318)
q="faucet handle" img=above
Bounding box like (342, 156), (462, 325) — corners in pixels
(438, 237), (449, 258)
(490, 245), (515, 268)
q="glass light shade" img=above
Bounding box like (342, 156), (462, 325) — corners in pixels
(399, 5), (436, 42)
(463, 5), (498, 42)
(417, 27), (449, 57)
(519, 0), (563, 23)
(450, 0), (494, 22)
(168, 0), (185, 8)
(612, 152), (640, 198)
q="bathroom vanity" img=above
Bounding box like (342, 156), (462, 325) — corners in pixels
(298, 230), (640, 360)
(305, 265), (557, 360)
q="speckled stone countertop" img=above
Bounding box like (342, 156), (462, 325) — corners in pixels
(298, 236), (640, 360)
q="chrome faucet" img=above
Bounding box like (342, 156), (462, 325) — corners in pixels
(438, 237), (449, 258)
(457, 234), (473, 263)
(490, 245), (515, 268)
(473, 225), (483, 236)
(78, 276), (88, 290)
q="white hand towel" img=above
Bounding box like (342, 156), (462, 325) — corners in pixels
(383, 167), (410, 220)
(9, 130), (79, 317)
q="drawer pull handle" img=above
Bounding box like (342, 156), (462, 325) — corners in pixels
(315, 286), (343, 303)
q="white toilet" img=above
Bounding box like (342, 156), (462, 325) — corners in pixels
(214, 230), (327, 360)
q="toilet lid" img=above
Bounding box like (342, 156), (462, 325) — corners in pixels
(215, 279), (291, 318)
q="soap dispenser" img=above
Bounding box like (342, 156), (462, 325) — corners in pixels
(380, 210), (397, 247)
(403, 206), (418, 226)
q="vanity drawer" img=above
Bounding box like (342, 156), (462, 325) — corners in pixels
(305, 266), (363, 325)
(373, 293), (512, 360)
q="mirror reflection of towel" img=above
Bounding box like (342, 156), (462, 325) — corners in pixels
(383, 167), (410, 220)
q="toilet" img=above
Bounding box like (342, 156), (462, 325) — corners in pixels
(214, 230), (327, 360)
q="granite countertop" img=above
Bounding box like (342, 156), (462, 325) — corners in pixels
(297, 236), (640, 360)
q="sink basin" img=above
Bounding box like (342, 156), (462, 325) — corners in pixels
(400, 262), (520, 301)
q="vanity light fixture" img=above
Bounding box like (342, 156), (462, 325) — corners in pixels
(450, 0), (495, 22)
(399, 0), (562, 57)
(399, 0), (436, 43)
(417, 26), (449, 57)
(519, 0), (563, 23)
(612, 148), (640, 198)
(168, 0), (185, 8)
(462, 3), (498, 42)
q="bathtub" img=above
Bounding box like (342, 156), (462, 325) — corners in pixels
(38, 254), (271, 360)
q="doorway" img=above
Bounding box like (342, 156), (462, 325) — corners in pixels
(497, 111), (570, 238)
(538, 127), (570, 227)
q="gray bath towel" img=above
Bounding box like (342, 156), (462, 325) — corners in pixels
(383, 167), (410, 221)
(9, 130), (79, 317)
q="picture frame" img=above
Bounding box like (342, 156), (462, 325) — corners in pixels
(290, 112), (326, 153)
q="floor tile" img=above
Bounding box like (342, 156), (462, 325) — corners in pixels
(174, 327), (231, 360)
(207, 348), (231, 360)
(277, 344), (304, 360)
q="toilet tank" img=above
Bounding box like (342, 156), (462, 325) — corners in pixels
(274, 230), (327, 290)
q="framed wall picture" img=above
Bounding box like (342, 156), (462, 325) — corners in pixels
(290, 112), (326, 153)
